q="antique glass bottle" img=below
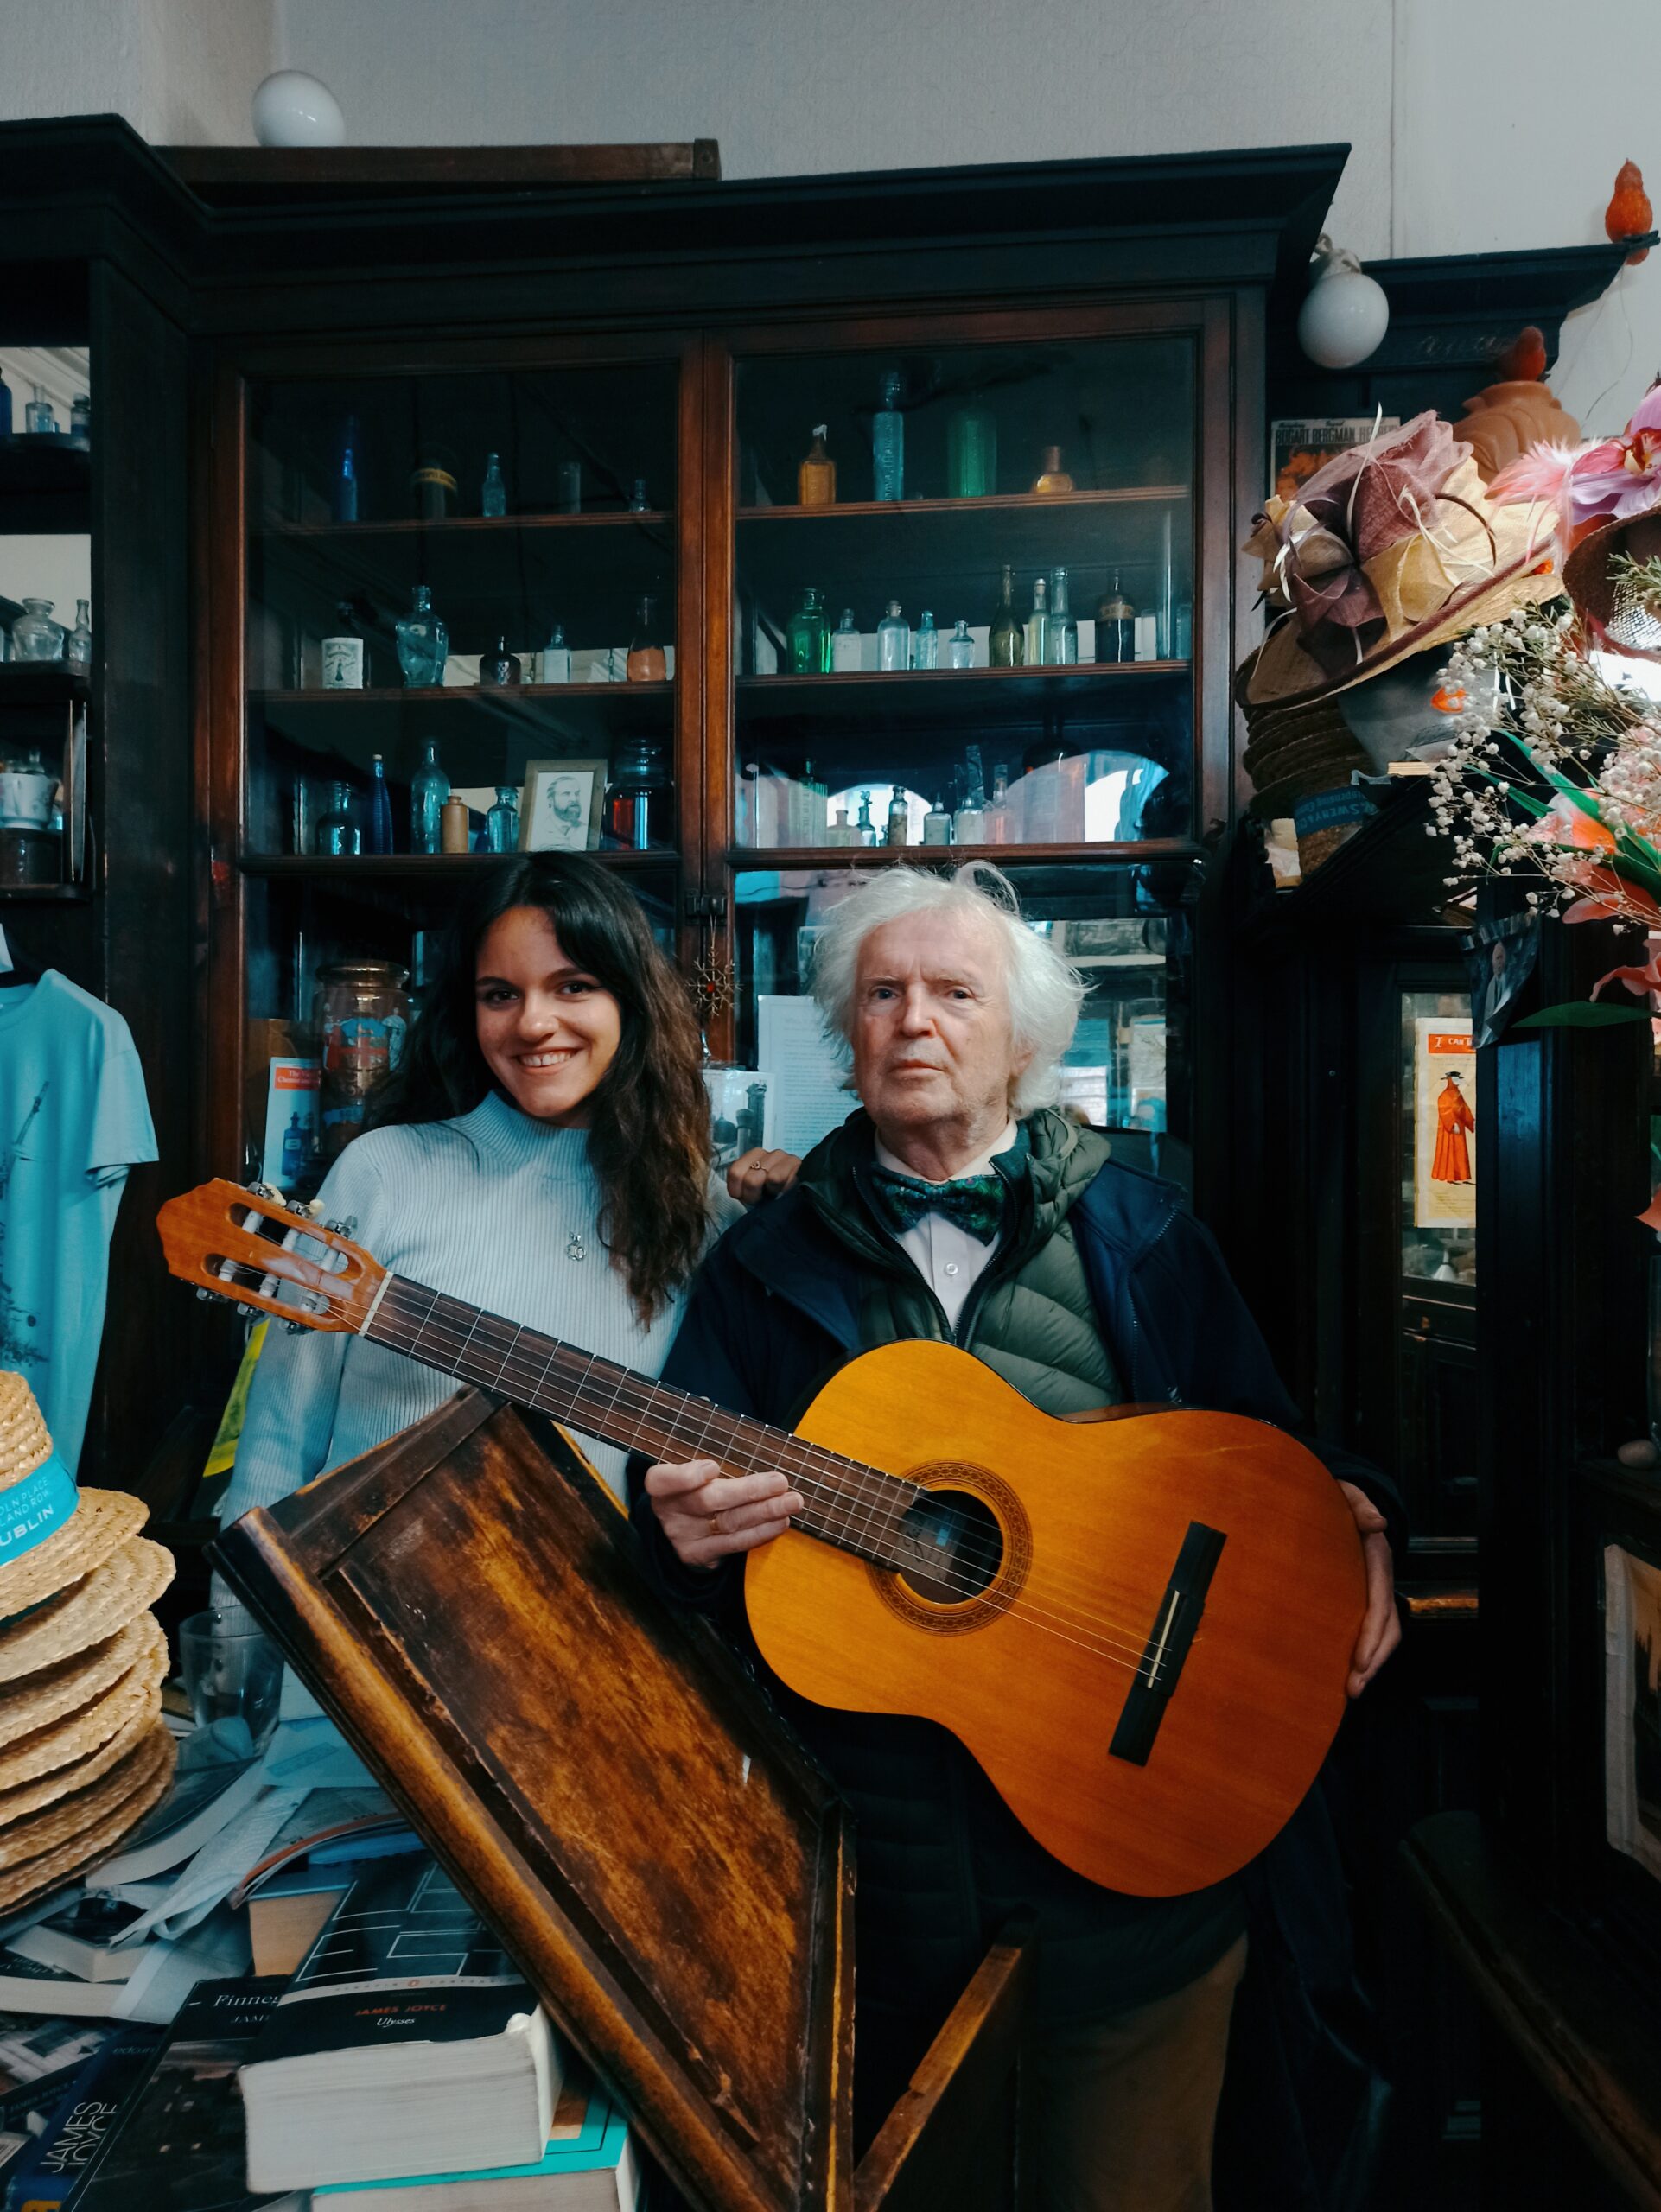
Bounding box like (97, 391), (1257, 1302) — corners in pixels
(787, 585), (831, 674)
(885, 784), (910, 847)
(10, 601), (64, 662)
(944, 618), (974, 671)
(877, 600), (909, 671)
(605, 736), (672, 849)
(923, 795), (952, 846)
(985, 763), (1013, 843)
(1049, 568), (1078, 666)
(854, 789), (877, 847)
(1096, 571), (1136, 664)
(912, 611), (939, 670)
(366, 753), (395, 854)
(830, 607), (862, 672)
(69, 391), (91, 442)
(627, 477), (651, 513)
(954, 783), (987, 844)
(1023, 575), (1051, 668)
(627, 594), (668, 683)
(334, 415), (360, 523)
(0, 370), (12, 440)
(65, 599), (92, 673)
(538, 622), (571, 684)
(1031, 444), (1074, 494)
(798, 425), (837, 507)
(485, 784), (520, 854)
(395, 584), (448, 687)
(480, 453), (507, 518)
(480, 636), (521, 687)
(989, 565), (1023, 667)
(410, 740), (449, 855)
(23, 387), (54, 436)
(826, 804), (854, 848)
(872, 369), (904, 503)
(315, 779), (360, 856)
(947, 404), (996, 499)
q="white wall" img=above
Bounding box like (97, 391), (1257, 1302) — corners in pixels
(0, 0), (1653, 434)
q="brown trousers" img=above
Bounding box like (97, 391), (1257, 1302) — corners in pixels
(1028, 1935), (1248, 2212)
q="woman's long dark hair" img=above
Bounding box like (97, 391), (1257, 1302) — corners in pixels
(371, 857), (711, 1323)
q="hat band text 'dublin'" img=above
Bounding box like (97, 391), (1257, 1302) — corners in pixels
(0, 1454), (80, 1577)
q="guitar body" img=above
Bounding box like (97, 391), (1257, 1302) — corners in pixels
(743, 1339), (1366, 1897)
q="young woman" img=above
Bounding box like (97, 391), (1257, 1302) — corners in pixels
(222, 855), (780, 1529)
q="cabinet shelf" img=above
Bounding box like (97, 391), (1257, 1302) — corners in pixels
(241, 851), (675, 879)
(0, 665), (89, 708)
(251, 683), (671, 704)
(257, 510), (671, 537)
(738, 488), (1187, 521)
(250, 683), (674, 762)
(0, 440), (91, 534)
(731, 839), (1201, 870)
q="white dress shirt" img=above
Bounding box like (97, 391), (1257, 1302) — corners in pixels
(872, 1121), (1019, 1332)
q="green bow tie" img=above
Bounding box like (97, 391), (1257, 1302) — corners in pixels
(869, 1166), (1006, 1243)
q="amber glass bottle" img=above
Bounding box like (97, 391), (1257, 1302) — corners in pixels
(1031, 444), (1075, 494)
(798, 425), (837, 506)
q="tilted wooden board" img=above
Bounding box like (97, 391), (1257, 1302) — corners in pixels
(212, 1391), (854, 2212)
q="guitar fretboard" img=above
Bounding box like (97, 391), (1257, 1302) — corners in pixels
(366, 1274), (922, 1568)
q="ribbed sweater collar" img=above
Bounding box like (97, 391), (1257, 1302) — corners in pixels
(455, 1089), (595, 1179)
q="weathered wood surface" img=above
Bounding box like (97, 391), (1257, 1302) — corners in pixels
(213, 1393), (850, 2212)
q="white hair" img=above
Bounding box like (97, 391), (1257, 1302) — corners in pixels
(810, 863), (1086, 1116)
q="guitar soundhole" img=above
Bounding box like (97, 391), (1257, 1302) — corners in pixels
(894, 1487), (1002, 1605)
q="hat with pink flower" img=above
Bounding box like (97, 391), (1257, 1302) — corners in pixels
(1489, 382), (1661, 658)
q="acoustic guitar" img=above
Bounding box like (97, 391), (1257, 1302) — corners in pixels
(158, 1179), (1366, 1898)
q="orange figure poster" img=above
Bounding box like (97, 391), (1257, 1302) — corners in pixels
(1414, 1020), (1476, 1228)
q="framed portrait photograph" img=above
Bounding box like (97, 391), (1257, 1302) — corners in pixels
(522, 758), (606, 852)
(1605, 1541), (1661, 1884)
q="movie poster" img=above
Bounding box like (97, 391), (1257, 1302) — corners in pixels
(1413, 1020), (1476, 1229)
(1604, 1543), (1661, 1882)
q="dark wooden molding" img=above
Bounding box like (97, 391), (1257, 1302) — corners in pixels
(160, 140), (722, 205)
(1403, 1811), (1661, 2212)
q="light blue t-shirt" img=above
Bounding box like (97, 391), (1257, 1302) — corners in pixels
(0, 970), (157, 1473)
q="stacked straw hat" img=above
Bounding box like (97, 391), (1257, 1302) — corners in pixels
(0, 1371), (176, 1914)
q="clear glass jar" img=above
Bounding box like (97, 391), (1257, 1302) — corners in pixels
(10, 600), (65, 662)
(605, 737), (673, 850)
(395, 584), (448, 688)
(313, 961), (410, 1158)
(314, 779), (360, 856)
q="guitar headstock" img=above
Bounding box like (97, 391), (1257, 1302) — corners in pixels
(156, 1179), (385, 1334)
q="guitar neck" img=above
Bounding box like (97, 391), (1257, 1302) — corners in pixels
(365, 1274), (915, 1567)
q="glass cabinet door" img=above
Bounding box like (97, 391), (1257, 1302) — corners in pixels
(729, 331), (1196, 858)
(231, 353), (684, 1183)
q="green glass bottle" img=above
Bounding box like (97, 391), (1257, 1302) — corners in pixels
(989, 563), (1023, 668)
(787, 585), (830, 674)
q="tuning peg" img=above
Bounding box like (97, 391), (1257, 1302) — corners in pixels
(194, 1286), (216, 1302)
(284, 1320), (309, 1334)
(249, 1182), (279, 1201)
(234, 1302), (258, 1319)
(324, 1219), (354, 1237)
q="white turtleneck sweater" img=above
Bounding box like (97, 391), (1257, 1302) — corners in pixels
(221, 1090), (733, 1527)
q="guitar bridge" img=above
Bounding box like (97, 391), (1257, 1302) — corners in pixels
(1108, 1521), (1225, 1767)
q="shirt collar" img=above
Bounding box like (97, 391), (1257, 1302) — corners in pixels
(873, 1119), (1020, 1183)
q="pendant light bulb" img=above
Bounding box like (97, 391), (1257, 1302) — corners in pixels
(1296, 235), (1391, 371)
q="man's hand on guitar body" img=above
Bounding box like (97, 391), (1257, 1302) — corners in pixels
(645, 1459), (804, 1567)
(1338, 1480), (1401, 1699)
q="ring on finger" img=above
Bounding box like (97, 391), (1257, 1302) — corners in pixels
(707, 1510), (723, 1537)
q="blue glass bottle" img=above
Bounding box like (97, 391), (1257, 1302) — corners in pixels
(481, 453), (506, 518)
(872, 369), (904, 502)
(485, 784), (520, 853)
(410, 740), (449, 855)
(23, 387), (54, 437)
(0, 371), (12, 441)
(335, 416), (360, 523)
(315, 780), (360, 856)
(395, 584), (447, 688)
(366, 753), (395, 854)
(912, 611), (939, 670)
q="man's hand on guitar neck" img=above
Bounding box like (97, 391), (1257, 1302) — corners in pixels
(645, 1459), (805, 1567)
(1338, 1480), (1402, 1700)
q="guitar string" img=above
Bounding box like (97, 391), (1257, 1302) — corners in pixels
(363, 1280), (1176, 1672)
(367, 1279), (1174, 1658)
(290, 1263), (1177, 1667)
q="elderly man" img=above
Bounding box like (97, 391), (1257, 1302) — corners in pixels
(636, 864), (1400, 2212)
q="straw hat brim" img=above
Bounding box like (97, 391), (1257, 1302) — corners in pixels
(0, 1623), (169, 1796)
(0, 1491), (149, 1621)
(1563, 509), (1661, 652)
(0, 1723), (175, 1900)
(0, 1696), (162, 1830)
(1241, 555), (1562, 713)
(0, 1538), (174, 1687)
(0, 1614), (164, 1752)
